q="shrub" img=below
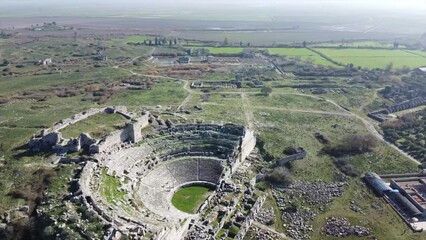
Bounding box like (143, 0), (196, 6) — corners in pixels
(260, 86), (273, 96)
(334, 157), (359, 177)
(265, 167), (294, 186)
(323, 134), (377, 157)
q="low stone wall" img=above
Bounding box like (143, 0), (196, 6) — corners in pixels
(51, 108), (105, 132)
(234, 195), (266, 240)
(273, 148), (307, 167)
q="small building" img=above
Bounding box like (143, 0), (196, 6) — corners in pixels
(390, 177), (426, 217)
(364, 172), (392, 196)
(178, 56), (190, 64)
(94, 55), (107, 61)
(191, 81), (203, 88)
(387, 191), (423, 218)
(42, 58), (52, 65)
(413, 67), (426, 75)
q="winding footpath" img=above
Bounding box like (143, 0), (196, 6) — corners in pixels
(114, 58), (421, 166)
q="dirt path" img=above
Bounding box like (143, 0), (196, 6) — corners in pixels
(216, 91), (421, 165)
(252, 106), (352, 117)
(177, 80), (195, 111)
(113, 64), (421, 165)
(318, 95), (421, 165)
(241, 92), (256, 130)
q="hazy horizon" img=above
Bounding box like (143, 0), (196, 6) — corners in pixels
(2, 0), (426, 17)
(1, 0), (425, 37)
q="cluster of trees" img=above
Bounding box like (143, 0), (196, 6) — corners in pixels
(322, 134), (378, 157)
(320, 133), (377, 177)
(222, 37), (251, 47)
(144, 37), (177, 46)
(383, 110), (426, 162)
(0, 31), (11, 39)
(260, 86), (273, 96)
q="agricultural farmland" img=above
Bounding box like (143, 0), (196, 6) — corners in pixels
(312, 41), (399, 48)
(314, 48), (426, 69)
(265, 48), (335, 66)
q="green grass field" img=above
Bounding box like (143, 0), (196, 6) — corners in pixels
(314, 48), (426, 69)
(100, 168), (126, 204)
(204, 47), (335, 66)
(263, 48), (335, 66)
(0, 96), (98, 156)
(311, 179), (424, 240)
(171, 185), (213, 213)
(312, 41), (397, 48)
(60, 113), (127, 139)
(0, 67), (128, 96)
(248, 93), (343, 112)
(108, 80), (187, 107)
(407, 50), (426, 58)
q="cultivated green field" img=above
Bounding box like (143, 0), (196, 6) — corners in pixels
(264, 48), (335, 66)
(314, 48), (426, 69)
(171, 186), (213, 213)
(205, 47), (335, 66)
(407, 50), (426, 58)
(312, 41), (398, 48)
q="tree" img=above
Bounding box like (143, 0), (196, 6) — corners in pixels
(385, 62), (393, 73)
(223, 37), (229, 46)
(261, 86), (273, 96)
(323, 133), (378, 157)
(239, 41), (243, 47)
(1, 59), (9, 66)
(302, 41), (307, 47)
(393, 42), (399, 48)
(265, 167), (294, 186)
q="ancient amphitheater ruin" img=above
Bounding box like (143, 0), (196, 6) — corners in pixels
(29, 107), (258, 239)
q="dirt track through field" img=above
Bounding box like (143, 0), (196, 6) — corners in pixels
(113, 64), (421, 166)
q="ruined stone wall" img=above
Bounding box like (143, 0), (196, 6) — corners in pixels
(129, 113), (150, 143)
(274, 149), (307, 167)
(51, 108), (104, 132)
(240, 129), (256, 162)
(234, 195), (266, 240)
(91, 127), (132, 153)
(156, 219), (191, 240)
